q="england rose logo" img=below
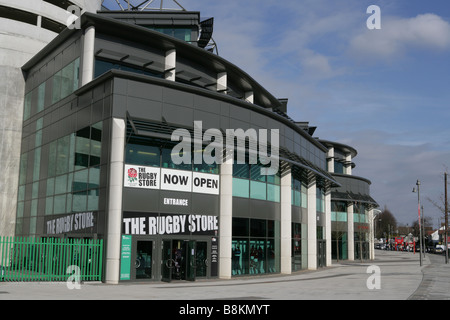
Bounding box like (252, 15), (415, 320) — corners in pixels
(127, 168), (137, 184)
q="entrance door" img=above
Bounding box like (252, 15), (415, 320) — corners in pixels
(161, 240), (173, 282)
(136, 240), (153, 279)
(161, 239), (199, 282)
(185, 240), (196, 281)
(317, 240), (326, 268)
(195, 241), (208, 278)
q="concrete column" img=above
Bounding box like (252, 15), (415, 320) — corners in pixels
(327, 147), (334, 173)
(307, 179), (317, 270)
(81, 25), (95, 86)
(165, 49), (176, 81)
(280, 167), (292, 274)
(345, 154), (352, 175)
(324, 189), (332, 266)
(105, 118), (126, 284)
(219, 157), (233, 279)
(347, 203), (354, 261)
(217, 72), (227, 93)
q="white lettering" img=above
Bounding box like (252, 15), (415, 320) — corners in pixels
(366, 5), (381, 30)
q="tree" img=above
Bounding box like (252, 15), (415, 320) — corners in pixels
(375, 206), (397, 239)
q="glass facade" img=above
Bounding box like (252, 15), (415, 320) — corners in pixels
(146, 26), (192, 42)
(232, 218), (280, 275)
(24, 58), (80, 121)
(232, 162), (280, 202)
(331, 201), (347, 222)
(291, 176), (307, 208)
(291, 222), (308, 271)
(94, 59), (163, 79)
(125, 133), (219, 174)
(353, 203), (368, 223)
(16, 121), (102, 236)
(332, 232), (348, 260)
(316, 187), (325, 213)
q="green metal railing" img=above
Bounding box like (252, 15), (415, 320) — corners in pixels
(0, 237), (103, 282)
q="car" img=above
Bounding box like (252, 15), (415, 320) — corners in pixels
(432, 245), (444, 254)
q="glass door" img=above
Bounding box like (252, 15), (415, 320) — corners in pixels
(161, 240), (173, 282)
(195, 241), (208, 278)
(136, 241), (153, 279)
(185, 240), (196, 281)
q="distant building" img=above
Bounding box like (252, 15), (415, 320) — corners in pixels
(319, 140), (379, 261)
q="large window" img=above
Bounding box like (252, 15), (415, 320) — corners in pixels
(94, 59), (163, 79)
(291, 176), (307, 208)
(45, 122), (102, 215)
(331, 201), (347, 222)
(316, 187), (325, 213)
(232, 162), (280, 202)
(125, 133), (219, 174)
(232, 218), (280, 276)
(292, 223), (308, 271)
(52, 58), (80, 104)
(353, 203), (367, 223)
(148, 27), (192, 42)
(332, 231), (348, 260)
(16, 121), (103, 236)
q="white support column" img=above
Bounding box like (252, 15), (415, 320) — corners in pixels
(219, 157), (233, 279)
(347, 203), (355, 261)
(324, 189), (332, 266)
(307, 179), (317, 270)
(217, 72), (227, 93)
(105, 118), (126, 284)
(165, 49), (176, 81)
(327, 147), (334, 173)
(280, 167), (292, 274)
(345, 154), (352, 175)
(81, 25), (95, 86)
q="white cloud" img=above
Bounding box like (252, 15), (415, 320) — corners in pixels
(349, 13), (450, 60)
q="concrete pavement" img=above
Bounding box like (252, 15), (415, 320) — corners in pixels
(0, 249), (446, 300)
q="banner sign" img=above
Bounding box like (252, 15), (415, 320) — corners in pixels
(124, 165), (219, 195)
(122, 213), (219, 236)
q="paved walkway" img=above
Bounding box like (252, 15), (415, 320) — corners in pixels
(408, 252), (450, 300)
(0, 250), (447, 300)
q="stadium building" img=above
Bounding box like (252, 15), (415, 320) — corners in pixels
(9, 1), (378, 283)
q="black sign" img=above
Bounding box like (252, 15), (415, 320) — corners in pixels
(211, 237), (218, 277)
(122, 212), (219, 236)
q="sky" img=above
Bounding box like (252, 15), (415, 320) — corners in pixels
(103, 0), (450, 228)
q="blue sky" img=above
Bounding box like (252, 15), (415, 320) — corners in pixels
(103, 1), (450, 228)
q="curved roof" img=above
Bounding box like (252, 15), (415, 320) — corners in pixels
(23, 11), (329, 154)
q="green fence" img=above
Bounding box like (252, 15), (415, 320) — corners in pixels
(0, 237), (103, 282)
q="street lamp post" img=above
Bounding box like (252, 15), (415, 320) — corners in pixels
(412, 179), (423, 267)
